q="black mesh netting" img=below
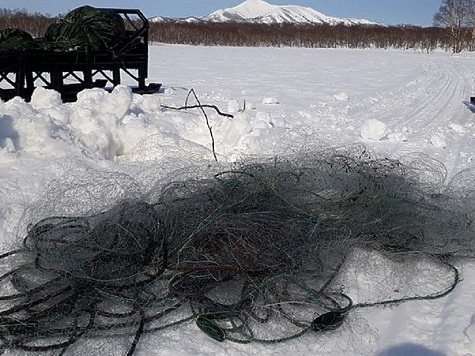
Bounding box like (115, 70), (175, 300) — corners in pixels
(0, 149), (473, 354)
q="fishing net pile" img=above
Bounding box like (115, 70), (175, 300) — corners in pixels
(0, 149), (473, 354)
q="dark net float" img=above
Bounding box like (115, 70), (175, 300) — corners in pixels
(0, 149), (473, 354)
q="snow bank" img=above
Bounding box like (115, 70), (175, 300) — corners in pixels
(0, 86), (163, 160)
(0, 86), (295, 162)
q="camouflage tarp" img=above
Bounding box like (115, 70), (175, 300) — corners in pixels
(0, 6), (126, 52)
(44, 6), (126, 51)
(0, 28), (38, 51)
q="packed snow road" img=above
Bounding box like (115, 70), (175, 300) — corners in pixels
(2, 44), (475, 355)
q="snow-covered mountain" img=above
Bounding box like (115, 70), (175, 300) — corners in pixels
(203, 0), (379, 26)
(149, 15), (201, 23)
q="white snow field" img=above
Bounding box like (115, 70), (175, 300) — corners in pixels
(2, 44), (475, 355)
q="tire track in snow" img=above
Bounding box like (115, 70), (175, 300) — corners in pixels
(350, 55), (475, 171)
(405, 59), (467, 130)
(410, 57), (475, 174)
(351, 58), (463, 132)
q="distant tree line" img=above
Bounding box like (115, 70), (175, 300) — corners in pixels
(0, 9), (55, 37)
(150, 21), (457, 52)
(1, 8), (475, 52)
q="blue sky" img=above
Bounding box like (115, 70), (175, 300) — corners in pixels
(1, 0), (442, 27)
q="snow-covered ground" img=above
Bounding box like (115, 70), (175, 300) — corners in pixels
(2, 44), (475, 355)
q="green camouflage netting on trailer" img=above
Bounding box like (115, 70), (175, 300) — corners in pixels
(43, 6), (127, 51)
(0, 7), (127, 52)
(0, 28), (39, 51)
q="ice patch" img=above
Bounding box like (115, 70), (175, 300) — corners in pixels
(163, 87), (175, 95)
(387, 132), (408, 142)
(227, 99), (240, 113)
(255, 111), (272, 123)
(0, 115), (19, 152)
(99, 85), (133, 120)
(140, 94), (162, 113)
(69, 108), (124, 159)
(261, 97), (279, 105)
(220, 112), (253, 149)
(464, 314), (475, 352)
(269, 115), (288, 128)
(360, 119), (388, 140)
(334, 92), (349, 101)
(449, 123), (466, 134)
(76, 88), (109, 107)
(30, 88), (63, 110)
(430, 133), (446, 148)
(253, 120), (272, 130)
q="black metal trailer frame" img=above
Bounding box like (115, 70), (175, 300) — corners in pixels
(0, 8), (160, 102)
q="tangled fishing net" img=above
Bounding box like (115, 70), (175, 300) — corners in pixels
(0, 148), (474, 354)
